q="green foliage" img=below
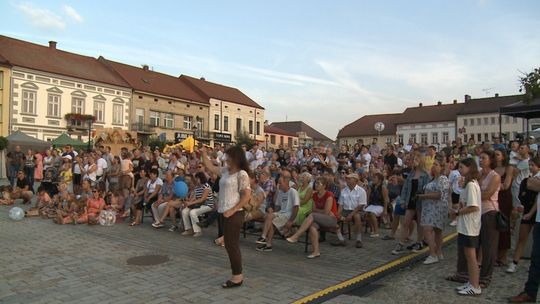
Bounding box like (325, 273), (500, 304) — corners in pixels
(235, 131), (255, 149)
(0, 136), (8, 151)
(519, 67), (540, 103)
(146, 136), (168, 152)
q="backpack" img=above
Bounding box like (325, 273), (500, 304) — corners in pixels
(519, 177), (538, 208)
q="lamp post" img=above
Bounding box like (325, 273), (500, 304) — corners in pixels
(86, 118), (93, 152)
(265, 133), (269, 150)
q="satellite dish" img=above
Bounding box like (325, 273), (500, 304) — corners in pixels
(374, 122), (385, 132)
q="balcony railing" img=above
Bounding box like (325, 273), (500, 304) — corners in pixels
(131, 123), (156, 134)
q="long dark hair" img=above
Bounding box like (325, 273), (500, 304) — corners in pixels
(494, 148), (509, 167)
(227, 146), (250, 174)
(480, 150), (496, 170)
(460, 158), (479, 186)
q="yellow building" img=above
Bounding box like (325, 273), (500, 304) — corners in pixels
(0, 60), (10, 136)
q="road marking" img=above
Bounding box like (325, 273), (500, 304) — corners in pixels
(292, 232), (458, 304)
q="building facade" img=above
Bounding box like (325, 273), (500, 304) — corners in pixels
(180, 75), (265, 146)
(337, 113), (401, 148)
(264, 125), (299, 150)
(0, 62), (10, 136)
(269, 121), (333, 148)
(99, 58), (210, 143)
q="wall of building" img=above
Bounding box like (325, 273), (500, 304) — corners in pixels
(0, 66), (10, 136)
(10, 67), (131, 141)
(265, 132), (298, 150)
(131, 92), (209, 142)
(456, 113), (525, 142)
(397, 121), (455, 146)
(337, 135), (397, 149)
(209, 98), (265, 145)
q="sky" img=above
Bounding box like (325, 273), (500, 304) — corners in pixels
(1, 1), (539, 139)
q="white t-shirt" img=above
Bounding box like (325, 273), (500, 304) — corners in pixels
(361, 153), (371, 170)
(530, 143), (538, 152)
(218, 168), (250, 213)
(96, 158), (108, 176)
(275, 188), (300, 217)
(146, 178), (163, 194)
(449, 169), (463, 195)
(338, 185), (367, 211)
(457, 180), (482, 236)
(509, 151), (519, 166)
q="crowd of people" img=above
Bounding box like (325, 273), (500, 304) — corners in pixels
(3, 135), (540, 300)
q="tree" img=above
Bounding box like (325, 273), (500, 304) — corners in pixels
(519, 66), (540, 103)
(235, 131), (255, 149)
(0, 136), (8, 150)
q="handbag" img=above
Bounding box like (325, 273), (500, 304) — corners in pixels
(495, 211), (509, 231)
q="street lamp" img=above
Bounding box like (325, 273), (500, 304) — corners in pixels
(265, 133), (269, 149)
(86, 118), (93, 152)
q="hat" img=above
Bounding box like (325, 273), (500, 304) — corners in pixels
(529, 135), (535, 139)
(345, 173), (360, 180)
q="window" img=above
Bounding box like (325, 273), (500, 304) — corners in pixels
(288, 137), (293, 147)
(386, 137), (392, 144)
(150, 111), (160, 127)
(223, 116), (229, 131)
(280, 136), (284, 145)
(505, 116), (510, 124)
(476, 118), (481, 125)
(431, 132), (438, 144)
(249, 120), (253, 134)
(47, 94), (60, 117)
(112, 104), (123, 125)
(410, 133), (417, 143)
(477, 133), (482, 142)
(214, 114), (219, 130)
(236, 118), (242, 134)
(164, 113), (174, 128)
(183, 115), (192, 130)
(398, 134), (404, 144)
(196, 116), (203, 131)
(491, 117), (496, 125)
(484, 117), (489, 125)
(71, 97), (84, 114)
(484, 133), (489, 141)
(464, 119), (468, 126)
(420, 133), (428, 144)
(442, 132), (449, 143)
(256, 121), (261, 135)
(270, 135), (276, 144)
(22, 90), (37, 114)
(491, 133), (496, 140)
(93, 101), (105, 123)
(0, 71), (3, 89)
(470, 118), (474, 126)
(513, 117), (518, 123)
(135, 108), (144, 125)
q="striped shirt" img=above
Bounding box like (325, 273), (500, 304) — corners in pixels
(195, 183), (214, 208)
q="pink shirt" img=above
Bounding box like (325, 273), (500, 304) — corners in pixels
(480, 170), (499, 215)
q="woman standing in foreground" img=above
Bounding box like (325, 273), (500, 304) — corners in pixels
(201, 145), (252, 288)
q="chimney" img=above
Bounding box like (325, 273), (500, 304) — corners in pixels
(464, 94), (471, 102)
(495, 93), (499, 97)
(142, 65), (149, 71)
(200, 77), (206, 81)
(48, 41), (57, 49)
(453, 99), (457, 104)
(437, 101), (442, 106)
(419, 103), (423, 107)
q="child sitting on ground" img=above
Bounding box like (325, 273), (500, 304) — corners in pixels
(0, 185), (14, 205)
(33, 186), (55, 218)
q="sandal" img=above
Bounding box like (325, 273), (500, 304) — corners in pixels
(222, 280), (243, 288)
(494, 260), (506, 267)
(214, 239), (225, 247)
(445, 274), (468, 283)
(129, 222), (139, 226)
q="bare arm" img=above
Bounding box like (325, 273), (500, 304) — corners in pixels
(299, 187), (313, 206)
(185, 188), (210, 207)
(200, 148), (220, 176)
(323, 196), (333, 216)
(481, 173), (501, 201)
(501, 166), (514, 190)
(223, 188), (252, 217)
(382, 187), (389, 214)
(527, 177), (540, 192)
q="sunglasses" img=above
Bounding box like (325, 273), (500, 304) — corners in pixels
(92, 190), (98, 193)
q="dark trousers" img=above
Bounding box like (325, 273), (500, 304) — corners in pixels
(24, 166), (35, 186)
(223, 211), (244, 276)
(217, 213), (225, 237)
(524, 223), (540, 299)
(8, 165), (20, 187)
(479, 211), (499, 286)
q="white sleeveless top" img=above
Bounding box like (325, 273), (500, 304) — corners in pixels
(218, 168), (250, 213)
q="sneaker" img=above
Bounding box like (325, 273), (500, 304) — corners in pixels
(457, 285), (481, 296)
(256, 237), (267, 245)
(449, 220), (457, 227)
(382, 235), (395, 240)
(392, 243), (406, 255)
(256, 245), (272, 252)
(355, 240), (363, 248)
(330, 240), (346, 247)
(152, 222), (164, 228)
(406, 242), (418, 250)
(455, 282), (471, 291)
(438, 254), (444, 261)
(423, 255), (439, 265)
(412, 242), (425, 253)
(369, 233), (380, 238)
(506, 262), (518, 273)
(168, 225), (178, 232)
(193, 232), (203, 237)
(181, 230), (193, 236)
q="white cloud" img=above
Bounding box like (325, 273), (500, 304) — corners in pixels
(15, 2), (66, 30)
(63, 5), (83, 23)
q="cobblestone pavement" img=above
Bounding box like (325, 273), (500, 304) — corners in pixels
(328, 240), (532, 304)
(1, 200), (528, 304)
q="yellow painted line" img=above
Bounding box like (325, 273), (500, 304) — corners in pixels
(292, 232), (458, 304)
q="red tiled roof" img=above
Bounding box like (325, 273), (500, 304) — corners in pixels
(270, 121), (332, 142)
(337, 113), (402, 138)
(98, 57), (208, 104)
(397, 102), (465, 125)
(0, 35), (129, 87)
(459, 94), (524, 115)
(264, 125), (297, 137)
(179, 75), (264, 109)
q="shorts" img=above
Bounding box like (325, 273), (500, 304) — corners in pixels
(365, 205), (384, 217)
(451, 192), (460, 205)
(457, 233), (479, 249)
(521, 212), (537, 225)
(394, 201), (406, 216)
(407, 197), (422, 210)
(311, 212), (338, 230)
(272, 212), (290, 230)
